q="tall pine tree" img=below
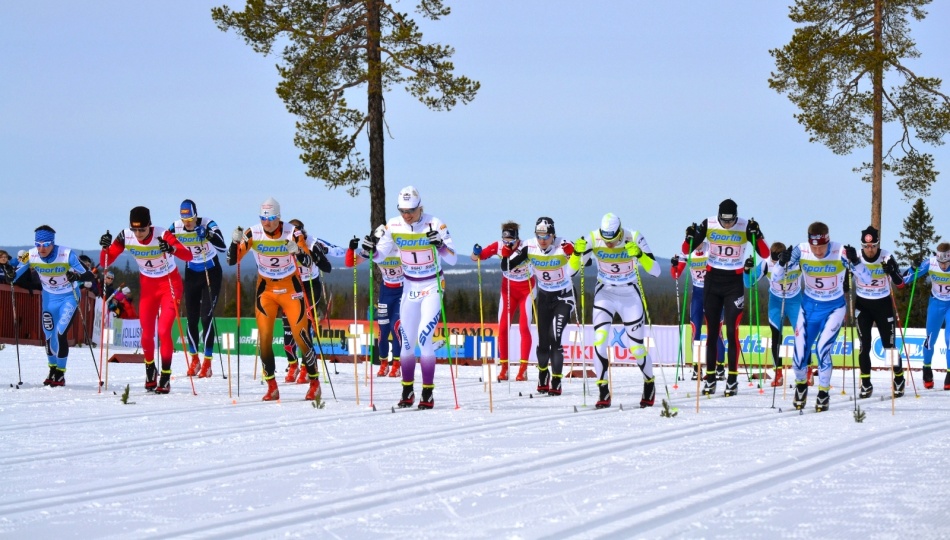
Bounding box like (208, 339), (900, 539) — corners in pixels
(893, 198), (939, 326)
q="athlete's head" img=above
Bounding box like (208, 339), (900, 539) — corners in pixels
(807, 222), (830, 258)
(180, 199), (198, 230)
(289, 218), (306, 239)
(396, 186), (422, 225)
(0, 250), (9, 265)
(260, 197), (281, 233)
(535, 217), (555, 250)
(718, 199), (738, 228)
(937, 242), (950, 267)
(770, 241), (786, 262)
(33, 225), (56, 257)
(599, 213), (623, 246)
(860, 225), (880, 258)
(129, 206), (152, 242)
(501, 221), (519, 248)
(78, 254), (94, 271)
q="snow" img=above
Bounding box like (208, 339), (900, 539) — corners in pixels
(2, 344), (950, 539)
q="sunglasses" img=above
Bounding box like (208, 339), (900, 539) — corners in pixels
(861, 243), (879, 249)
(398, 208), (417, 215)
(536, 234), (553, 241)
(259, 215), (279, 222)
(181, 217), (196, 223)
(34, 241), (53, 248)
(130, 227), (149, 233)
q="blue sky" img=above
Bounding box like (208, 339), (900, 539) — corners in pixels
(2, 1), (949, 259)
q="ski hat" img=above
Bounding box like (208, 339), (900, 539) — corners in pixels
(129, 206), (151, 228)
(535, 217), (555, 237)
(860, 225), (879, 245)
(599, 213), (622, 242)
(718, 199), (738, 223)
(260, 197), (280, 219)
(180, 199), (198, 220)
(808, 232), (829, 246)
(105, 271), (115, 279)
(397, 186), (421, 210)
(502, 228), (518, 241)
(34, 226), (55, 245)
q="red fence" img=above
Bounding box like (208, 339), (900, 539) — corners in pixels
(0, 285), (97, 346)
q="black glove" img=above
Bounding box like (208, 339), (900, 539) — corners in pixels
(743, 257), (755, 274)
(777, 248), (791, 267)
(884, 257), (902, 281)
(670, 254), (680, 267)
(426, 229), (444, 249)
(361, 234), (377, 253)
(684, 224), (698, 245)
(66, 272), (82, 283)
(348, 237), (360, 251)
(295, 252), (312, 267)
(318, 242), (329, 255)
(746, 218), (761, 239)
(99, 231), (112, 249)
(843, 244), (860, 265)
(158, 237), (175, 254)
(3, 265), (14, 282)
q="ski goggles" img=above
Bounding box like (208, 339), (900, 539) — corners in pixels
(398, 208), (418, 215)
(808, 233), (829, 246)
(181, 217), (196, 224)
(718, 213), (737, 226)
(536, 233), (553, 241)
(861, 242), (879, 249)
(129, 226), (149, 233)
(937, 251), (950, 263)
(34, 240), (53, 248)
(259, 215), (279, 222)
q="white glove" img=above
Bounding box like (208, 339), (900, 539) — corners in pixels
(286, 240), (299, 255)
(231, 227), (244, 244)
(373, 224), (386, 239)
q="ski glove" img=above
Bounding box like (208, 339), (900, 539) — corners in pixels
(573, 237), (587, 253)
(295, 252), (312, 267)
(426, 229), (444, 249)
(99, 232), (112, 249)
(285, 240), (299, 255)
(501, 245), (513, 258)
(843, 245), (860, 265)
(624, 241), (641, 258)
(561, 241), (574, 257)
(684, 223), (701, 246)
(670, 255), (682, 279)
(195, 225), (207, 241)
(472, 244), (482, 256)
(746, 219), (761, 239)
(231, 227), (245, 244)
(777, 248), (791, 267)
(348, 237), (360, 251)
(361, 234), (377, 253)
(3, 265), (15, 282)
(884, 257), (903, 282)
(158, 237), (175, 254)
(743, 257), (755, 274)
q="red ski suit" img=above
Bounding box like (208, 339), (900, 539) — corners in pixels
(476, 241), (535, 362)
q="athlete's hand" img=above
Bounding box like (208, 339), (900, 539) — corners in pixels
(3, 265), (15, 282)
(348, 237), (360, 251)
(231, 227), (244, 244)
(843, 244), (860, 265)
(317, 242), (329, 254)
(285, 240), (299, 255)
(361, 234), (377, 253)
(99, 231), (112, 249)
(573, 237), (587, 253)
(685, 223), (699, 246)
(884, 257), (902, 282)
(501, 245), (513, 258)
(66, 272), (82, 283)
(746, 218), (761, 239)
(472, 243), (482, 256)
(158, 237), (175, 254)
(777, 248), (791, 267)
(426, 229), (444, 249)
(295, 252), (312, 267)
(624, 241), (641, 258)
(670, 255), (682, 280)
(195, 225), (207, 241)
(743, 257), (755, 274)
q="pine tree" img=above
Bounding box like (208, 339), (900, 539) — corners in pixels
(893, 198), (939, 327)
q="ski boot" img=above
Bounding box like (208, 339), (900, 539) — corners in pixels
(815, 389), (830, 412)
(186, 354), (200, 377)
(723, 372), (738, 397)
(807, 366), (816, 386)
(49, 368), (66, 387)
(376, 359), (388, 377)
(305, 377), (322, 401)
(154, 370), (171, 395)
(944, 372), (950, 391)
(515, 360), (529, 381)
(547, 374), (562, 396)
(388, 359), (401, 378)
(640, 377), (656, 408)
(715, 363), (726, 381)
(893, 369), (906, 398)
(595, 381), (611, 409)
(284, 362), (299, 383)
(770, 368), (783, 387)
(793, 382), (808, 410)
(398, 381), (415, 408)
(262, 378), (280, 401)
(537, 368), (551, 394)
(296, 364), (309, 384)
(859, 379), (873, 399)
(198, 358), (213, 378)
(496, 361), (509, 382)
(43, 365), (58, 386)
(923, 365), (934, 389)
(418, 384), (434, 410)
(702, 374), (717, 396)
(690, 363), (699, 381)
(145, 361), (158, 392)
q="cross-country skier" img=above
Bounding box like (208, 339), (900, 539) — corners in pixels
(682, 199), (769, 397)
(900, 241), (950, 390)
(772, 222), (870, 411)
(671, 242), (726, 380)
(851, 226), (905, 398)
(10, 225), (94, 386)
(169, 199), (227, 378)
(99, 207), (193, 394)
(360, 186), (456, 409)
(742, 241), (803, 388)
(502, 217), (577, 396)
(227, 198), (322, 401)
(569, 213), (660, 408)
(471, 221), (535, 382)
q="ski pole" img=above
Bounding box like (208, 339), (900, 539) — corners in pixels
(476, 254), (493, 411)
(70, 284), (101, 384)
(165, 261), (197, 396)
(7, 280), (23, 387)
(578, 239), (587, 406)
(902, 266), (921, 396)
(771, 284), (786, 409)
(199, 246), (227, 380)
(673, 259), (683, 386)
(368, 258), (375, 409)
(750, 232), (763, 390)
(234, 254), (240, 397)
(352, 261), (360, 405)
(631, 232), (666, 404)
(890, 276), (919, 398)
(291, 251), (326, 401)
(430, 224), (459, 409)
(97, 238), (110, 393)
(307, 276), (329, 383)
(321, 276), (339, 375)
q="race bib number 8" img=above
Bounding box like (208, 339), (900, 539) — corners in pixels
(539, 267), (565, 284)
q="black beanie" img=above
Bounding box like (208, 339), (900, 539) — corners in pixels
(861, 225), (880, 244)
(130, 206), (151, 228)
(535, 217), (555, 236)
(718, 199), (738, 217)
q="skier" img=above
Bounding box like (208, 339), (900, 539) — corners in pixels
(471, 221), (535, 382)
(502, 217), (576, 396)
(227, 197), (322, 401)
(347, 226), (404, 378)
(682, 198), (769, 397)
(99, 207), (193, 394)
(569, 213), (660, 408)
(169, 199), (227, 378)
(279, 218), (331, 384)
(742, 241), (803, 388)
(772, 222), (869, 411)
(671, 242), (726, 380)
(900, 241), (950, 390)
(10, 225), (95, 386)
(851, 226), (905, 397)
(361, 186), (456, 409)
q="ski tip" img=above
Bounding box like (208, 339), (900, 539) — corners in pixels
(372, 404), (377, 411)
(619, 404), (624, 411)
(573, 405), (578, 413)
(391, 406), (396, 413)
(529, 393), (533, 399)
(778, 408), (783, 413)
(518, 391), (522, 397)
